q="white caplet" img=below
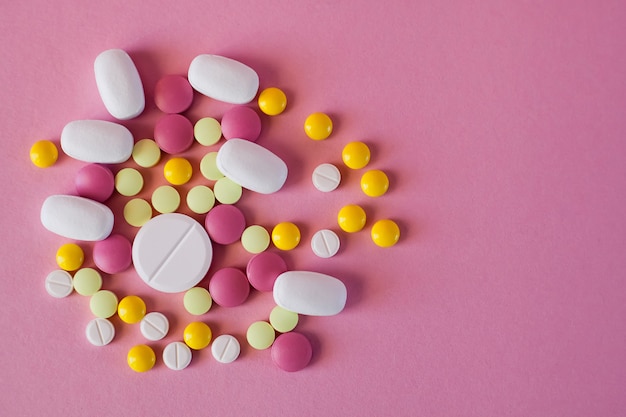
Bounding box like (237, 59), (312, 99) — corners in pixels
(188, 54), (259, 104)
(41, 195), (114, 241)
(273, 271), (347, 316)
(60, 120), (133, 164)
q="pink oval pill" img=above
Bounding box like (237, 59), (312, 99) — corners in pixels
(209, 267), (250, 307)
(204, 204), (246, 245)
(246, 252), (287, 292)
(75, 164), (115, 203)
(220, 106), (261, 142)
(154, 114), (194, 154)
(93, 234), (132, 274)
(271, 332), (313, 372)
(154, 75), (194, 114)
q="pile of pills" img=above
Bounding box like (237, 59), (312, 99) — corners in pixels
(33, 49), (400, 373)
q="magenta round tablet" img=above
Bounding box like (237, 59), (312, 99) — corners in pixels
(246, 252), (287, 292)
(93, 234), (132, 274)
(75, 163), (114, 202)
(154, 75), (194, 114)
(204, 204), (246, 245)
(154, 114), (194, 154)
(208, 268), (250, 307)
(271, 332), (313, 372)
(220, 106), (262, 142)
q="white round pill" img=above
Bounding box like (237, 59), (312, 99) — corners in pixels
(45, 269), (74, 298)
(163, 341), (192, 370)
(211, 334), (241, 364)
(85, 317), (115, 346)
(139, 312), (170, 341)
(311, 229), (340, 258)
(312, 163), (341, 192)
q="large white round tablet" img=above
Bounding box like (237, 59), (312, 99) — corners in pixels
(132, 213), (213, 293)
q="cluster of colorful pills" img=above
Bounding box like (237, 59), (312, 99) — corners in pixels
(32, 48), (401, 373)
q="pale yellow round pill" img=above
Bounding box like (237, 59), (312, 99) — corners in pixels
(124, 198), (152, 227)
(73, 268), (102, 296)
(132, 139), (161, 168)
(151, 185), (180, 214)
(90, 290), (118, 318)
(183, 287), (213, 315)
(194, 117), (222, 146)
(115, 168), (144, 196)
(214, 177), (242, 204)
(246, 321), (275, 350)
(269, 306), (299, 333)
(200, 152), (224, 181)
(241, 225), (270, 254)
(186, 185), (215, 214)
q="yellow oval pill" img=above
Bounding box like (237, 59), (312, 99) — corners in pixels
(337, 204), (366, 233)
(127, 344), (156, 372)
(183, 287), (213, 315)
(269, 306), (299, 333)
(132, 138), (161, 168)
(151, 185), (180, 214)
(164, 157), (192, 185)
(56, 243), (84, 271)
(124, 198), (152, 227)
(342, 141), (370, 169)
(117, 295), (147, 324)
(371, 219), (400, 247)
(183, 321), (212, 350)
(186, 185), (215, 214)
(271, 222), (301, 250)
(73, 268), (102, 296)
(194, 117), (222, 146)
(200, 152), (224, 181)
(241, 225), (270, 254)
(214, 177), (242, 204)
(360, 169), (389, 197)
(115, 168), (144, 196)
(30, 140), (58, 168)
(258, 87), (287, 116)
(304, 112), (333, 140)
(89, 290), (118, 318)
(246, 321), (275, 350)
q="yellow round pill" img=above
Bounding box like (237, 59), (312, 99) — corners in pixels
(115, 168), (144, 196)
(163, 157), (192, 185)
(361, 169), (389, 197)
(269, 306), (299, 333)
(214, 177), (242, 204)
(117, 295), (147, 324)
(183, 321), (212, 350)
(124, 198), (152, 227)
(151, 185), (180, 214)
(127, 344), (156, 373)
(271, 222), (301, 251)
(241, 225), (270, 254)
(89, 290), (118, 318)
(183, 287), (212, 315)
(56, 243), (84, 271)
(342, 141), (370, 169)
(337, 204), (367, 233)
(258, 87), (287, 116)
(371, 219), (400, 247)
(247, 321), (275, 350)
(30, 140), (58, 168)
(132, 138), (161, 168)
(200, 152), (224, 181)
(186, 185), (215, 214)
(304, 112), (333, 140)
(73, 268), (102, 296)
(194, 117), (222, 146)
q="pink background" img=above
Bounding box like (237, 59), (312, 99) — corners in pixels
(1, 1), (625, 416)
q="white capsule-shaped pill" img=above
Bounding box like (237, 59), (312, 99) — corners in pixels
(311, 229), (340, 258)
(94, 49), (145, 120)
(45, 270), (74, 298)
(273, 271), (347, 316)
(140, 312), (170, 341)
(216, 139), (287, 194)
(188, 54), (259, 104)
(163, 341), (192, 371)
(61, 120), (133, 164)
(211, 334), (241, 364)
(85, 318), (115, 346)
(312, 163), (341, 192)
(41, 195), (114, 241)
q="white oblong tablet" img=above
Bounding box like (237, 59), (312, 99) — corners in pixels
(85, 318), (115, 346)
(140, 312), (169, 341)
(94, 49), (145, 120)
(60, 120), (133, 164)
(211, 334), (241, 364)
(45, 270), (74, 298)
(311, 229), (340, 258)
(41, 195), (114, 241)
(132, 213), (213, 293)
(188, 54), (259, 104)
(216, 139), (287, 194)
(273, 271), (347, 316)
(163, 341), (192, 371)
(312, 163), (341, 192)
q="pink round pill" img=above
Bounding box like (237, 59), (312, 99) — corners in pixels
(220, 106), (262, 142)
(93, 234), (132, 274)
(208, 268), (250, 307)
(75, 164), (114, 203)
(154, 75), (194, 114)
(204, 204), (246, 245)
(154, 114), (194, 154)
(246, 252), (287, 292)
(271, 332), (313, 372)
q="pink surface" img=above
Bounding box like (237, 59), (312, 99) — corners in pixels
(1, 1), (626, 416)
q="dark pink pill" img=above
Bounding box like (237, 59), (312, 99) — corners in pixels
(246, 252), (287, 292)
(93, 234), (132, 274)
(271, 332), (313, 372)
(154, 114), (194, 154)
(209, 268), (250, 307)
(220, 106), (262, 142)
(154, 75), (194, 114)
(75, 164), (114, 202)
(204, 204), (246, 245)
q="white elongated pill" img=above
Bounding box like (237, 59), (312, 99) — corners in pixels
(132, 213), (213, 293)
(140, 312), (170, 341)
(216, 139), (287, 194)
(85, 318), (115, 346)
(273, 271), (347, 316)
(211, 334), (241, 364)
(60, 120), (133, 164)
(311, 229), (340, 258)
(312, 163), (341, 192)
(94, 49), (145, 120)
(45, 270), (74, 298)
(163, 341), (192, 371)
(41, 195), (114, 241)
(188, 54), (259, 104)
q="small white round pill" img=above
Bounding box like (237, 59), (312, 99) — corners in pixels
(139, 312), (170, 341)
(85, 318), (115, 346)
(45, 270), (74, 298)
(163, 341), (192, 370)
(312, 163), (341, 192)
(211, 334), (241, 364)
(311, 229), (340, 258)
